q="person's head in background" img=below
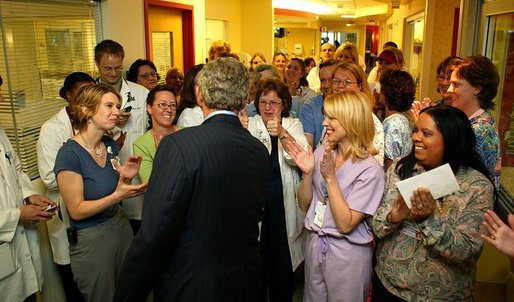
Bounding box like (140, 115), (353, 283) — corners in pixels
(448, 55), (499, 117)
(146, 84), (177, 130)
(304, 57), (316, 75)
(59, 72), (95, 114)
(285, 58), (309, 88)
(94, 39), (125, 86)
(435, 56), (462, 105)
(254, 78), (292, 122)
(377, 47), (404, 74)
(249, 64), (282, 102)
(208, 40), (231, 62)
(379, 69), (416, 116)
(320, 43), (335, 62)
(383, 41), (398, 50)
(165, 67), (184, 96)
(179, 64), (204, 112)
(127, 59), (160, 90)
(318, 59), (339, 98)
(334, 42), (359, 64)
(331, 61), (374, 107)
(249, 52), (266, 71)
(272, 52), (288, 74)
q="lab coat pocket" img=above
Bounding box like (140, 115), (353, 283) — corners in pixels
(0, 242), (18, 280)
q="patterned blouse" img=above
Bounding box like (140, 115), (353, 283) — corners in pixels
(469, 110), (501, 189)
(383, 113), (413, 163)
(372, 162), (494, 302)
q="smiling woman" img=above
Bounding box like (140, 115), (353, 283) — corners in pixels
(372, 104), (496, 302)
(133, 84), (182, 183)
(54, 83), (147, 301)
(246, 78), (309, 301)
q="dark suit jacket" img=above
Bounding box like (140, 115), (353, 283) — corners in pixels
(114, 113), (269, 302)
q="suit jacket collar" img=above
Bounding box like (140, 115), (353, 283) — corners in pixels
(202, 112), (242, 127)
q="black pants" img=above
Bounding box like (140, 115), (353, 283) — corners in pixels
(371, 272), (407, 302)
(57, 264), (85, 302)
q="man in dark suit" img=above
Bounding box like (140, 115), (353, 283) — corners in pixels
(113, 57), (269, 302)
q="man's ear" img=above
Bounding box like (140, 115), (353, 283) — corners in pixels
(195, 85), (204, 106)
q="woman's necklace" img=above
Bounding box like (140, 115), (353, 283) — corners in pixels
(80, 132), (103, 158)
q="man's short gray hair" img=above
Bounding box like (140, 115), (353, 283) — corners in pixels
(198, 57), (249, 111)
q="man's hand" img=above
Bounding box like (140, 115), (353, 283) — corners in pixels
(117, 111), (132, 126)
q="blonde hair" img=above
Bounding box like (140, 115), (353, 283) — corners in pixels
(334, 42), (359, 64)
(323, 90), (376, 161)
(208, 40), (231, 61)
(332, 61), (375, 107)
(73, 83), (121, 130)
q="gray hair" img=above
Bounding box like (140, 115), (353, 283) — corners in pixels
(254, 63), (281, 79)
(198, 57), (249, 111)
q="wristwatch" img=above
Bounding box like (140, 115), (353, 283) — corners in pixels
(279, 130), (289, 140)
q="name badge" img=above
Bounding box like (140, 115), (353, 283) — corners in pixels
(401, 221), (423, 240)
(313, 201), (326, 227)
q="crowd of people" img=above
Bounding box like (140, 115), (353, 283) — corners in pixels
(1, 37), (513, 302)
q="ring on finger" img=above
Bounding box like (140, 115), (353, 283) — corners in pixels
(416, 204), (423, 210)
(489, 234), (497, 240)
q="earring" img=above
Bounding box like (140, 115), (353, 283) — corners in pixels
(88, 118), (92, 124)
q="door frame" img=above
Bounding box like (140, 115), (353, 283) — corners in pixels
(144, 0), (194, 72)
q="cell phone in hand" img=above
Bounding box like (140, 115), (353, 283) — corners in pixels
(44, 205), (57, 212)
(124, 106), (133, 113)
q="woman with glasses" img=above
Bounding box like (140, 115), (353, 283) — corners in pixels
(133, 85), (181, 183)
(246, 78), (308, 301)
(287, 90), (385, 302)
(411, 56), (463, 120)
(329, 61), (385, 166)
(127, 59), (160, 90)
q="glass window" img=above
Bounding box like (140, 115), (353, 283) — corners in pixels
(485, 12), (514, 212)
(0, 0), (101, 179)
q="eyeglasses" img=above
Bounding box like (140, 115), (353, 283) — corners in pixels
(156, 102), (177, 111)
(258, 100), (282, 109)
(139, 71), (158, 80)
(100, 65), (123, 74)
(332, 79), (358, 86)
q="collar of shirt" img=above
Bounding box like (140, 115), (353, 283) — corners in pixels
(204, 110), (237, 121)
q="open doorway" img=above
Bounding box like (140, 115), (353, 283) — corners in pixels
(144, 1), (194, 75)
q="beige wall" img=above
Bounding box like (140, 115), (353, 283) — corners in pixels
(100, 0), (146, 66)
(274, 27), (317, 59)
(100, 0), (206, 66)
(425, 0), (460, 101)
(205, 0), (273, 63)
(380, 0), (426, 50)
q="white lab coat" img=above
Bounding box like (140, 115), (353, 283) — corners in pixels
(0, 128), (43, 302)
(247, 116), (308, 270)
(36, 107), (73, 264)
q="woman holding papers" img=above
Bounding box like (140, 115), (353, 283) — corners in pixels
(288, 91), (385, 302)
(371, 104), (495, 302)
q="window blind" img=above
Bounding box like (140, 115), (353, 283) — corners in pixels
(0, 0), (102, 179)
